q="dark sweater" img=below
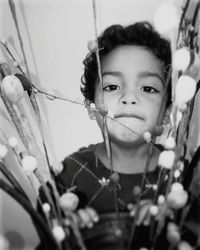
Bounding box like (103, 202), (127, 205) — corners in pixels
(56, 144), (160, 213)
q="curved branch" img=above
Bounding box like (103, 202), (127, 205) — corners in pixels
(0, 178), (61, 250)
(0, 161), (29, 201)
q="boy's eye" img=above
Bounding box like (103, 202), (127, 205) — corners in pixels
(103, 84), (120, 91)
(141, 86), (158, 93)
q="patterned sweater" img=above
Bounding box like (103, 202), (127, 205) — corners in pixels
(56, 144), (160, 213)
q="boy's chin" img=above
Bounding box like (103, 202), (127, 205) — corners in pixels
(109, 134), (146, 147)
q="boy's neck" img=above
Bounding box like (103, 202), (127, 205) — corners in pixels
(95, 141), (160, 174)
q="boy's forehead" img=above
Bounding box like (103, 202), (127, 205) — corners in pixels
(101, 45), (165, 79)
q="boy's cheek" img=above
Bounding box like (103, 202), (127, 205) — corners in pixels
(94, 113), (104, 129)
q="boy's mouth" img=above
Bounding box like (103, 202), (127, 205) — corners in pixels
(114, 112), (143, 120)
(114, 113), (144, 128)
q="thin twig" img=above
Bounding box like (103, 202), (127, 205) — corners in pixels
(8, 0), (31, 79)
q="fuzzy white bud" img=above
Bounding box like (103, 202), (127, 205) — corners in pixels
(87, 39), (98, 52)
(22, 155), (37, 172)
(171, 182), (183, 192)
(90, 103), (96, 110)
(177, 161), (184, 172)
(52, 225), (65, 242)
(0, 234), (9, 250)
(167, 222), (181, 245)
(53, 162), (63, 175)
(178, 241), (193, 250)
(174, 170), (181, 179)
(59, 192), (79, 212)
(8, 137), (18, 148)
(158, 150), (175, 169)
(173, 48), (191, 72)
(33, 88), (38, 94)
(13, 61), (19, 67)
(0, 38), (7, 45)
(42, 203), (51, 213)
(158, 195), (165, 205)
(1, 75), (24, 103)
(0, 144), (8, 158)
(143, 131), (152, 143)
(149, 205), (159, 216)
(170, 110), (183, 128)
(172, 110), (183, 128)
(167, 189), (188, 209)
(154, 3), (179, 34)
(152, 184), (158, 191)
(175, 75), (197, 107)
(164, 137), (176, 149)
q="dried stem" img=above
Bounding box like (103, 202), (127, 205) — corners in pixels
(0, 160), (29, 201)
(0, 177), (61, 250)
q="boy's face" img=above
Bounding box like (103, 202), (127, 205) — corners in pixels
(90, 45), (166, 146)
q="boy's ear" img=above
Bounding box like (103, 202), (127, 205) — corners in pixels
(87, 102), (96, 120)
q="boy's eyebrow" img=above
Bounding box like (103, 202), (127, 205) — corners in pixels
(102, 71), (122, 77)
(102, 71), (165, 85)
(138, 71), (165, 85)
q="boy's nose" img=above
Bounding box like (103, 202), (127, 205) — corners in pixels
(121, 100), (136, 104)
(122, 100), (136, 104)
(121, 91), (138, 105)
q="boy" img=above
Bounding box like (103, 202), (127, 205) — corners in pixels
(56, 21), (171, 232)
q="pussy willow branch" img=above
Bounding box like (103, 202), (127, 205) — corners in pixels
(8, 0), (31, 79)
(33, 169), (60, 220)
(92, 0), (121, 237)
(165, 77), (198, 195)
(1, 33), (56, 178)
(92, 0), (104, 103)
(150, 168), (168, 244)
(127, 64), (173, 250)
(127, 143), (155, 250)
(178, 145), (200, 228)
(0, 91), (61, 221)
(176, 0), (191, 45)
(0, 92), (31, 153)
(0, 129), (22, 167)
(163, 28), (200, 242)
(13, 102), (44, 158)
(92, 0), (113, 168)
(0, 177), (62, 250)
(68, 213), (87, 250)
(48, 179), (63, 220)
(0, 160), (29, 201)
(0, 41), (25, 75)
(0, 41), (158, 150)
(28, 90), (56, 176)
(39, 86), (161, 148)
(190, 0), (200, 49)
(164, 2), (200, 196)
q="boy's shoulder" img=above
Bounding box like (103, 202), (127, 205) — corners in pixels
(61, 144), (100, 176)
(63, 144), (98, 164)
(56, 144), (100, 193)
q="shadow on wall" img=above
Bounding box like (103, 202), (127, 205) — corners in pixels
(1, 189), (39, 250)
(5, 231), (25, 250)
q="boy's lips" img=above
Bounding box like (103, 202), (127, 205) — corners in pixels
(114, 112), (144, 120)
(113, 112), (144, 129)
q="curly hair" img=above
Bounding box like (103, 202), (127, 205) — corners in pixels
(81, 21), (172, 107)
